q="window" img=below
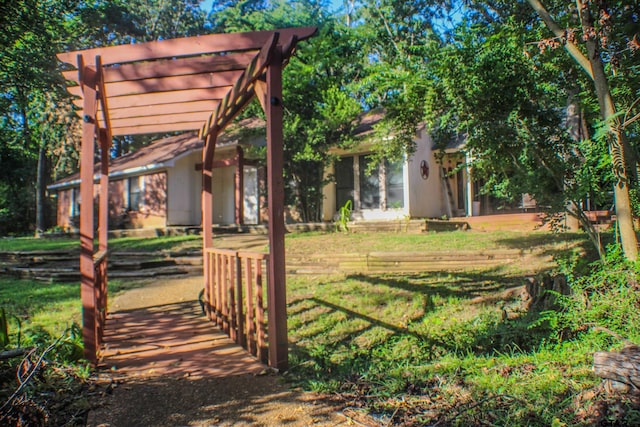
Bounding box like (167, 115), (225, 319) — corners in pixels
(336, 155), (405, 212)
(335, 157), (354, 210)
(359, 155), (380, 209)
(127, 176), (144, 211)
(385, 159), (404, 208)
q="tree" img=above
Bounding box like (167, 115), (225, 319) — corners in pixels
(0, 0), (80, 235)
(209, 0), (365, 221)
(348, 0), (639, 258)
(525, 0), (639, 260)
(0, 0), (211, 235)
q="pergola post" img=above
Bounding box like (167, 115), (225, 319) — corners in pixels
(265, 46), (288, 371)
(202, 132), (216, 311)
(235, 146), (244, 225)
(98, 129), (110, 251)
(78, 58), (98, 363)
(202, 132), (216, 250)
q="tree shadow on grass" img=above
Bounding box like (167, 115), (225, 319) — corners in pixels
(287, 268), (553, 392)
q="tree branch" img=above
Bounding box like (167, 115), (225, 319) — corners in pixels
(525, 0), (593, 79)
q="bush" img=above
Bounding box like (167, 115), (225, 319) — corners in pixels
(540, 246), (640, 346)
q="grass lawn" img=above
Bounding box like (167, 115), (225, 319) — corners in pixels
(285, 270), (606, 426)
(1, 229), (636, 425)
(0, 277), (144, 344)
(0, 234), (202, 253)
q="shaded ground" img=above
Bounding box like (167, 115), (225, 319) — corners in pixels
(88, 277), (348, 426)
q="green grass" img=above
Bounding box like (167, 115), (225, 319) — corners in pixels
(0, 236), (79, 252)
(0, 277), (146, 343)
(0, 234), (202, 253)
(285, 229), (593, 257)
(108, 235), (200, 252)
(0, 278), (82, 339)
(1, 229), (634, 425)
(1, 229), (593, 255)
(286, 265), (639, 426)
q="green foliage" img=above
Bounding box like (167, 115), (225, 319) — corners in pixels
(207, 1), (365, 221)
(284, 234), (637, 425)
(335, 199), (352, 232)
(540, 245), (640, 345)
(0, 308), (9, 349)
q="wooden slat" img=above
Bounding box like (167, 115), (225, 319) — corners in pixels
(255, 257), (266, 363)
(244, 257), (256, 356)
(235, 256), (245, 348)
(228, 254), (237, 341)
(62, 51), (256, 84)
(73, 87), (229, 109)
(110, 111), (211, 128)
(216, 253), (223, 328)
(57, 27), (318, 66)
(69, 70), (241, 98)
(110, 122), (203, 136)
(106, 100), (218, 120)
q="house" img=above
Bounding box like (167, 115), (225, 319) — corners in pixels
(322, 110), (535, 221)
(49, 120), (265, 231)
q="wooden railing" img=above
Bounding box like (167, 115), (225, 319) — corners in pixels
(93, 250), (108, 347)
(203, 248), (269, 363)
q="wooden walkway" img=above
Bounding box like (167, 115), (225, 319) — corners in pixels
(99, 276), (265, 378)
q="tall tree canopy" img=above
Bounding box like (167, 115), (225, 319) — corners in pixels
(2, 0), (639, 258)
(209, 0), (364, 221)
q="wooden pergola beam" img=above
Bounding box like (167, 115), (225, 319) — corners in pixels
(73, 87), (230, 110)
(57, 27), (317, 66)
(264, 45), (288, 370)
(110, 111), (212, 128)
(106, 100), (219, 120)
(110, 121), (205, 136)
(78, 60), (98, 363)
(67, 70), (240, 98)
(202, 33), (280, 169)
(62, 51), (256, 84)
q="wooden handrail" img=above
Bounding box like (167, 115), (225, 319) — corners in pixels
(203, 248), (270, 364)
(93, 249), (108, 265)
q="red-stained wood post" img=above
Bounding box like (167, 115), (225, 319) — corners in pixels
(98, 129), (109, 251)
(78, 57), (98, 363)
(265, 46), (288, 371)
(202, 132), (216, 310)
(235, 146), (244, 225)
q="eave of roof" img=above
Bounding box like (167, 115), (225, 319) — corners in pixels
(48, 117), (267, 190)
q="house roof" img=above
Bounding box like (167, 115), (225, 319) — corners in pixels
(352, 108), (386, 138)
(49, 118), (265, 190)
(441, 133), (467, 153)
(347, 109), (467, 154)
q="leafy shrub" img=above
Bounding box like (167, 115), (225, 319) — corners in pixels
(540, 245), (640, 345)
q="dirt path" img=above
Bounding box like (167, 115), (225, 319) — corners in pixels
(87, 277), (348, 426)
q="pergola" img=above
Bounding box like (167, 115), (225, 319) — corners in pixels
(57, 27), (317, 370)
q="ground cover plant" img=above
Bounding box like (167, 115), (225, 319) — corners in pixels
(0, 229), (637, 425)
(285, 241), (640, 426)
(0, 275), (145, 425)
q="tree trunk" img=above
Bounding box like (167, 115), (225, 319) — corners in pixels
(526, 0), (638, 260)
(577, 2), (638, 261)
(35, 144), (47, 237)
(593, 346), (640, 392)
